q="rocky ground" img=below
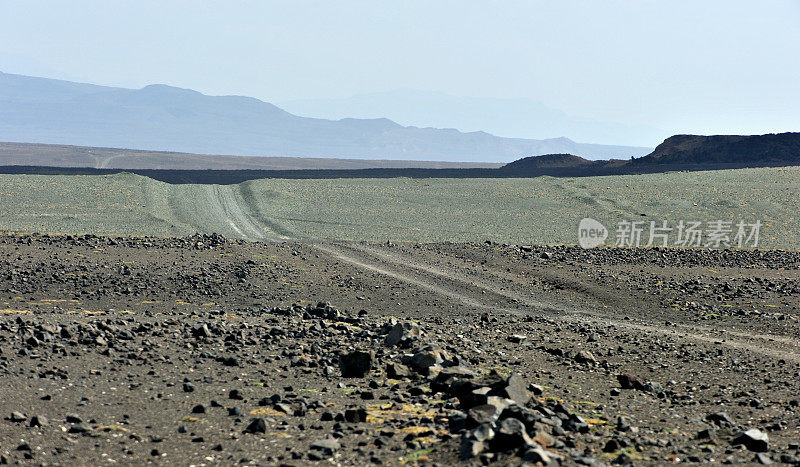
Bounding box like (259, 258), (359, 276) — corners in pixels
(0, 233), (798, 465)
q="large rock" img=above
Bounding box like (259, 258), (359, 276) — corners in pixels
(459, 386), (492, 410)
(467, 403), (503, 426)
(339, 350), (372, 378)
(500, 404), (540, 431)
(406, 348), (448, 375)
(489, 374), (531, 406)
(191, 323), (212, 338)
(384, 322), (421, 347)
(491, 417), (532, 452)
(386, 362), (411, 379)
(437, 366), (476, 380)
(563, 414), (590, 433)
(732, 429), (769, 452)
(643, 381), (664, 394)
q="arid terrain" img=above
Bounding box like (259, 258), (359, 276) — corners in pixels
(2, 167), (799, 248)
(4, 2), (798, 465)
(1, 233), (798, 465)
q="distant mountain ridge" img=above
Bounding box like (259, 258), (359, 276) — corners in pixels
(279, 89), (666, 147)
(0, 72), (650, 162)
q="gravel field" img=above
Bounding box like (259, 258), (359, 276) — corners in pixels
(2, 169), (799, 463)
(0, 233), (798, 465)
(1, 167), (799, 248)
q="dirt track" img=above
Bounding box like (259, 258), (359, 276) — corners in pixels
(316, 242), (800, 363)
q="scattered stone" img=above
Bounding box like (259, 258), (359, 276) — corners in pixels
(344, 408), (367, 423)
(756, 453), (774, 465)
(68, 423), (90, 434)
(0, 237), (794, 465)
(29, 415), (48, 427)
(309, 438), (340, 459)
(643, 381), (664, 394)
(617, 373), (645, 390)
(243, 418), (267, 434)
(706, 412), (735, 427)
(65, 413), (83, 424)
(574, 350), (596, 364)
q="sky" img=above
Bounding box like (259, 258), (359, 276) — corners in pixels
(1, 0), (799, 146)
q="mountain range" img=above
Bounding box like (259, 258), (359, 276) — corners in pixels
(279, 89), (666, 147)
(0, 72), (650, 162)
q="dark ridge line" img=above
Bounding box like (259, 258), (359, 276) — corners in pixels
(0, 162), (798, 185)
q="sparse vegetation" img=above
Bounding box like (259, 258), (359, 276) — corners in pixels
(1, 167), (799, 248)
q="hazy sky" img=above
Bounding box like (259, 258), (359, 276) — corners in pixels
(1, 0), (799, 143)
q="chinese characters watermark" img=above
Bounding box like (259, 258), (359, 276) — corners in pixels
(579, 218), (762, 249)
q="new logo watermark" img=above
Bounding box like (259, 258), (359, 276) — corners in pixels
(578, 218), (762, 249)
(578, 218), (608, 249)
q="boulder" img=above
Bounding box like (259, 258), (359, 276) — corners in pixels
(339, 350), (372, 378)
(732, 429), (769, 452)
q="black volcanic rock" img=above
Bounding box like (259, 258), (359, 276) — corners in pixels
(635, 133), (800, 165)
(498, 153), (626, 177)
(499, 132), (800, 178)
(502, 153), (595, 170)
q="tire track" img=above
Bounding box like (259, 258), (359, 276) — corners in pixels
(315, 242), (800, 362)
(237, 181), (297, 240)
(355, 243), (800, 347)
(202, 185), (292, 242)
(162, 182), (293, 241)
